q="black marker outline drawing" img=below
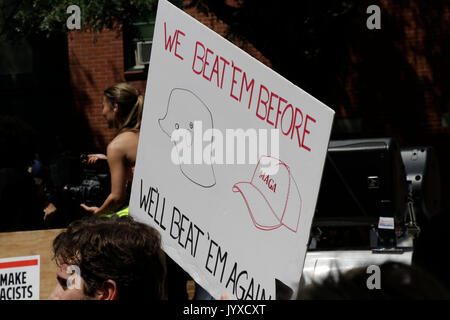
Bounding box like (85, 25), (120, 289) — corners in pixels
(159, 88), (217, 188)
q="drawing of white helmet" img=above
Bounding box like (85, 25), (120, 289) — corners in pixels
(159, 88), (216, 188)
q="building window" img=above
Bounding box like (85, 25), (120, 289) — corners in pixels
(123, 1), (183, 72)
(124, 12), (156, 71)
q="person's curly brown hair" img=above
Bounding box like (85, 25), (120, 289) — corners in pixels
(53, 216), (166, 300)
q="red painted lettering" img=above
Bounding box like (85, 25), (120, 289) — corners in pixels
(275, 97), (287, 129)
(256, 84), (269, 120)
(259, 172), (276, 193)
(230, 62), (242, 101)
(164, 23), (184, 60)
(192, 41), (205, 75)
(281, 104), (294, 136)
(301, 115), (316, 152)
(219, 57), (230, 89)
(174, 30), (185, 60)
(210, 55), (221, 87)
(292, 107), (304, 148)
(202, 48), (214, 81)
(164, 22), (177, 51)
(240, 72), (255, 110)
(266, 92), (279, 126)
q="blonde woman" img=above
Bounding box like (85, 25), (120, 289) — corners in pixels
(81, 83), (143, 217)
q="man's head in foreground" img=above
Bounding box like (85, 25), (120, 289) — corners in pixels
(49, 216), (166, 300)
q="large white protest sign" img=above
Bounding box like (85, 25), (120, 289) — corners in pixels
(130, 0), (335, 300)
(0, 255), (40, 300)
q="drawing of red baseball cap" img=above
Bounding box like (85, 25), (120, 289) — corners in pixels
(232, 156), (302, 232)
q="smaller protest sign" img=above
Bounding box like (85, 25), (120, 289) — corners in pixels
(0, 255), (40, 300)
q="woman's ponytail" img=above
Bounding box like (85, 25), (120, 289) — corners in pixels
(104, 83), (144, 135)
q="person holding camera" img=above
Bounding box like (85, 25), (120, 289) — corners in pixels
(80, 82), (143, 217)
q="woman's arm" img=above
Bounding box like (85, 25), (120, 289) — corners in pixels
(86, 153), (107, 165)
(81, 141), (128, 216)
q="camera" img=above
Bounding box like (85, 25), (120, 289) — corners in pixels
(63, 154), (110, 207)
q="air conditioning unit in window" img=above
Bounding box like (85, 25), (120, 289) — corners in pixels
(136, 41), (152, 65)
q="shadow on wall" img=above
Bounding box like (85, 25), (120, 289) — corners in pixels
(68, 29), (132, 152)
(0, 33), (97, 162)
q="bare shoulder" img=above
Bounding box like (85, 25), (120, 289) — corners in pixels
(110, 131), (139, 147)
(117, 130), (139, 140)
(108, 131), (139, 161)
(106, 138), (124, 158)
